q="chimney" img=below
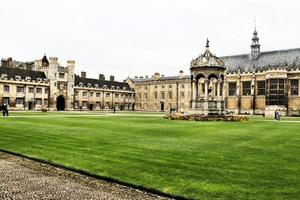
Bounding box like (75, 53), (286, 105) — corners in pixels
(179, 70), (184, 79)
(81, 71), (86, 78)
(110, 75), (115, 82)
(154, 72), (160, 79)
(99, 74), (105, 80)
(134, 76), (138, 79)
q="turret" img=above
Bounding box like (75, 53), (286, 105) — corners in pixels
(251, 24), (261, 58)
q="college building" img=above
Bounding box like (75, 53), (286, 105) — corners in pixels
(0, 56), (135, 111)
(1, 28), (300, 116)
(126, 28), (300, 116)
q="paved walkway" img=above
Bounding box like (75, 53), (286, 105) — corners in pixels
(0, 152), (171, 200)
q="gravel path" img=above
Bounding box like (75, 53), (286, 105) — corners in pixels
(0, 152), (172, 200)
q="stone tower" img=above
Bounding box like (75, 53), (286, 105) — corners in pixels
(34, 55), (75, 111)
(251, 25), (261, 58)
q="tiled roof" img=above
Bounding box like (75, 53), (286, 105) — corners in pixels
(0, 66), (46, 80)
(222, 48), (300, 72)
(129, 75), (190, 83)
(75, 76), (133, 91)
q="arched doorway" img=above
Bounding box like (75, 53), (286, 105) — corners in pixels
(56, 95), (65, 111)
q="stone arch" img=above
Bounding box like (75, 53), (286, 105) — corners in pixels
(56, 95), (65, 111)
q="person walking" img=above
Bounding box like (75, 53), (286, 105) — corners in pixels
(2, 104), (9, 117)
(274, 109), (278, 120)
(277, 111), (281, 121)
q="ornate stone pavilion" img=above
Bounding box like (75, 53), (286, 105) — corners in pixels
(189, 39), (226, 115)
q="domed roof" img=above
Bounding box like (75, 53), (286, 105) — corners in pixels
(190, 39), (225, 68)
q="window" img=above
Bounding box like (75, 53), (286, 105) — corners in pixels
(74, 101), (79, 108)
(291, 79), (299, 96)
(90, 92), (94, 97)
(82, 92), (87, 97)
(115, 94), (119, 98)
(228, 82), (236, 96)
(242, 81), (251, 96)
(17, 86), (24, 93)
(154, 92), (158, 100)
(75, 91), (79, 96)
(161, 85), (165, 89)
(36, 88), (42, 94)
(181, 84), (185, 89)
(35, 98), (42, 105)
(4, 85), (9, 93)
(161, 92), (165, 99)
(257, 81), (265, 95)
(16, 98), (24, 105)
(29, 87), (34, 93)
(105, 93), (110, 98)
(267, 79), (285, 105)
(64, 83), (67, 90)
(168, 91), (172, 99)
(144, 93), (147, 100)
(138, 93), (141, 100)
(96, 102), (101, 108)
(44, 99), (48, 106)
(154, 86), (158, 89)
(45, 88), (49, 95)
(168, 85), (172, 89)
(59, 73), (65, 79)
(96, 93), (100, 97)
(82, 101), (87, 107)
(3, 97), (9, 105)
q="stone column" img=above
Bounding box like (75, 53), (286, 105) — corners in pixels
(204, 78), (208, 101)
(217, 80), (220, 100)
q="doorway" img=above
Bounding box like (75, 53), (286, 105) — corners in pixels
(56, 95), (65, 111)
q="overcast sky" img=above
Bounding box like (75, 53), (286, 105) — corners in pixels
(1, 0), (300, 81)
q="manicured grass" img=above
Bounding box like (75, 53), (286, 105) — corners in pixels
(0, 112), (300, 199)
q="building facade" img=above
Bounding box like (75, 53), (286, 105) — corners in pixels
(1, 28), (300, 116)
(126, 29), (300, 116)
(0, 56), (134, 111)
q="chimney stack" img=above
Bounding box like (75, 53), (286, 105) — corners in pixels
(81, 71), (86, 78)
(110, 75), (115, 82)
(99, 74), (105, 80)
(179, 70), (184, 79)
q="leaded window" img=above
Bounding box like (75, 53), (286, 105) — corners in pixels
(242, 81), (251, 96)
(291, 79), (299, 96)
(257, 81), (265, 95)
(267, 79), (285, 105)
(228, 82), (236, 96)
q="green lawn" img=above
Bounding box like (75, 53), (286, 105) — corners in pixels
(0, 112), (299, 199)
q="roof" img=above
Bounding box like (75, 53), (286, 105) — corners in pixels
(75, 76), (133, 91)
(222, 48), (300, 72)
(0, 66), (46, 80)
(129, 75), (190, 83)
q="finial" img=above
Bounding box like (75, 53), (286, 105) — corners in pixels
(206, 38), (210, 48)
(254, 17), (257, 32)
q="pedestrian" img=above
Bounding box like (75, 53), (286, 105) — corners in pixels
(113, 106), (116, 113)
(274, 109), (278, 120)
(1, 105), (5, 117)
(277, 111), (281, 121)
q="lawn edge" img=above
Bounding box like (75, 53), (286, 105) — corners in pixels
(0, 148), (190, 200)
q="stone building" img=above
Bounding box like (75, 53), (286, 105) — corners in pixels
(0, 56), (134, 111)
(126, 28), (300, 116)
